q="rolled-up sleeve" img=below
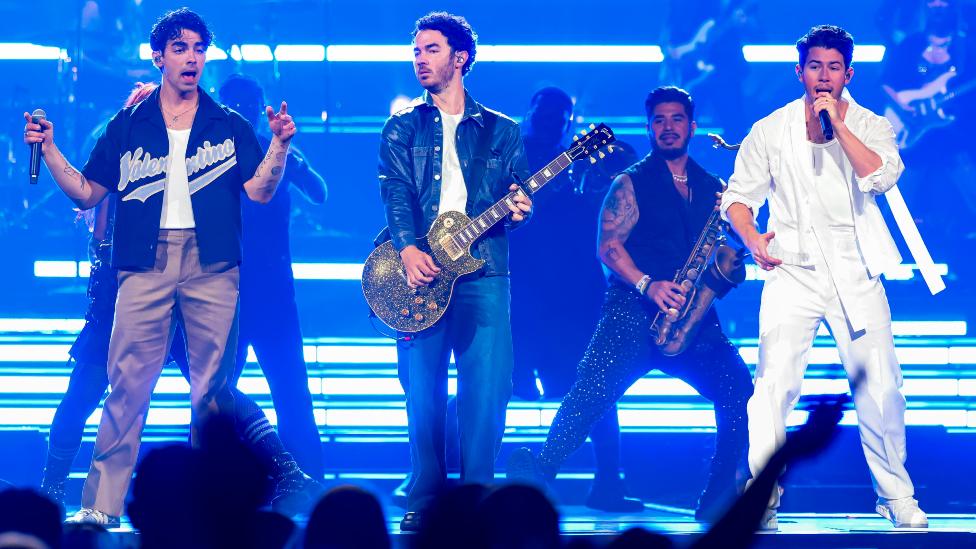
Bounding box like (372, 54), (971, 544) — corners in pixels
(378, 116), (418, 251)
(721, 123), (771, 222)
(853, 116), (904, 195)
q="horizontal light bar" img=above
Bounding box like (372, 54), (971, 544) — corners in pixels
(745, 263), (949, 282)
(138, 43), (228, 61)
(478, 45), (663, 63)
(0, 406), (972, 428)
(0, 342), (972, 366)
(34, 261), (369, 280)
(326, 45), (407, 61)
(273, 45), (326, 62)
(884, 263), (950, 281)
(0, 319), (85, 333)
(0, 345), (71, 362)
(0, 372), (966, 398)
(291, 263), (363, 280)
(34, 261), (78, 278)
(326, 44), (665, 63)
(244, 345), (318, 364)
(240, 44), (274, 62)
(0, 43), (65, 60)
(815, 321), (967, 337)
(742, 44), (885, 63)
(39, 260), (953, 282)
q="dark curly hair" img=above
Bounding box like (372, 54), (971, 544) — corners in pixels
(644, 86), (695, 121)
(149, 7), (213, 53)
(796, 25), (854, 69)
(413, 11), (478, 76)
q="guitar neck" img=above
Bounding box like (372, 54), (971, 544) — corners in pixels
(939, 78), (976, 106)
(451, 152), (573, 249)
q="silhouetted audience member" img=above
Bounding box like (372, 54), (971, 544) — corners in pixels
(0, 488), (61, 549)
(690, 396), (848, 548)
(304, 485), (389, 549)
(129, 414), (287, 549)
(607, 527), (673, 549)
(61, 523), (116, 549)
(414, 484), (489, 549)
(477, 485), (561, 549)
(250, 511), (297, 549)
(128, 445), (206, 549)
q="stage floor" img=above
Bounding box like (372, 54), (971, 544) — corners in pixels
(95, 504), (976, 547)
(548, 505), (976, 547)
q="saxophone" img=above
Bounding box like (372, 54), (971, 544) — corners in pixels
(650, 205), (746, 356)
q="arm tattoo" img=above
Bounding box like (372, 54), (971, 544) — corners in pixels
(599, 177), (639, 244)
(63, 164), (88, 190)
(271, 166), (282, 176)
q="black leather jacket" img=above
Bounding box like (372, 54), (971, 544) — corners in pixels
(378, 90), (531, 276)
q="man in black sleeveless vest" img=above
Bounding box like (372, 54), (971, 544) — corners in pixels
(509, 87), (752, 521)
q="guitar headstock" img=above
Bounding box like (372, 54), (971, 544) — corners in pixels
(567, 123), (616, 163)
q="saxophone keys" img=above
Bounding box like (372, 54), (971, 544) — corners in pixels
(687, 268), (699, 280)
(680, 280), (694, 291)
(666, 308), (679, 321)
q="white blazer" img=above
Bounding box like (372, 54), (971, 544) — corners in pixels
(720, 93), (904, 278)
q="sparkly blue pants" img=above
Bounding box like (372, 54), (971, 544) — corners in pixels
(538, 282), (752, 498)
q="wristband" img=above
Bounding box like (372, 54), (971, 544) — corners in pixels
(636, 274), (652, 295)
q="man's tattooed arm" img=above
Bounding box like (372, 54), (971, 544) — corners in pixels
(597, 174), (644, 286)
(244, 140), (289, 203)
(43, 144), (108, 209)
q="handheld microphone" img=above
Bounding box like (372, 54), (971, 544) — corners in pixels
(818, 109), (833, 141)
(29, 108), (46, 184)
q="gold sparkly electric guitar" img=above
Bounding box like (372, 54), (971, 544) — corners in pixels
(362, 123), (616, 332)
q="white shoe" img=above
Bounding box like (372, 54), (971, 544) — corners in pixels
(876, 497), (928, 528)
(759, 507), (778, 531)
(66, 508), (120, 528)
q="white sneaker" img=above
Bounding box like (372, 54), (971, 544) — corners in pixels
(759, 507), (778, 531)
(876, 497), (928, 528)
(66, 508), (120, 528)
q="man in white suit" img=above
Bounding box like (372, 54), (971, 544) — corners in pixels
(721, 24), (927, 530)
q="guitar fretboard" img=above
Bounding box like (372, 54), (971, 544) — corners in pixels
(451, 152), (573, 249)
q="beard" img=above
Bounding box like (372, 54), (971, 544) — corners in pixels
(652, 139), (689, 160)
(419, 61), (457, 92)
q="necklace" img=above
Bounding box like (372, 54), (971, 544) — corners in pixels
(160, 99), (198, 125)
(672, 173), (692, 203)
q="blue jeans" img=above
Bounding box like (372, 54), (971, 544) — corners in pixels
(397, 274), (514, 511)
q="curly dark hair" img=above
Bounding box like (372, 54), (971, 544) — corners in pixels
(796, 25), (854, 69)
(149, 7), (213, 53)
(644, 86), (695, 121)
(413, 11), (478, 76)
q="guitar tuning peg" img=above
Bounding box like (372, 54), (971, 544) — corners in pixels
(589, 156), (597, 164)
(589, 123), (596, 130)
(598, 151), (606, 159)
(573, 135), (579, 141)
(580, 129), (588, 135)
(607, 147), (615, 154)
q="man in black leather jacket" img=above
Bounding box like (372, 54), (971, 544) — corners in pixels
(377, 11), (532, 532)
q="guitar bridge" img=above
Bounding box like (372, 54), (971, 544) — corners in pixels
(440, 235), (464, 261)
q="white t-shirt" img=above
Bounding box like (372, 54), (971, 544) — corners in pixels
(809, 139), (854, 228)
(437, 110), (467, 214)
(160, 128), (196, 229)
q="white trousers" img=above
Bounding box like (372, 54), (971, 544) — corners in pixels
(747, 227), (914, 508)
